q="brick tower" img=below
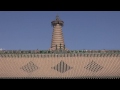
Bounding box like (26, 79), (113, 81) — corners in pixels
(50, 15), (66, 50)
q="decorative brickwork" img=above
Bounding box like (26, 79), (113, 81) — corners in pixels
(21, 61), (38, 73)
(84, 61), (103, 72)
(51, 60), (73, 73)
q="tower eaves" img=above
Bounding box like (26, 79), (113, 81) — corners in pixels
(51, 15), (64, 27)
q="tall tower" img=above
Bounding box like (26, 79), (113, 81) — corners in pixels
(50, 15), (66, 50)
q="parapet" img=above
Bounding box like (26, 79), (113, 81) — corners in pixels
(0, 50), (120, 58)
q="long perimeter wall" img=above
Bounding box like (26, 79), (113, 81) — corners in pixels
(0, 54), (120, 78)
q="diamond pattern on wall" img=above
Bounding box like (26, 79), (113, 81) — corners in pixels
(51, 60), (73, 73)
(21, 61), (38, 73)
(84, 61), (103, 72)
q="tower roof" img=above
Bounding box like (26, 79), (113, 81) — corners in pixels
(56, 15), (60, 21)
(51, 15), (64, 26)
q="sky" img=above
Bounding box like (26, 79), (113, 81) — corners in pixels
(0, 11), (120, 50)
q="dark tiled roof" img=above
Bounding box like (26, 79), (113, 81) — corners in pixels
(0, 50), (120, 54)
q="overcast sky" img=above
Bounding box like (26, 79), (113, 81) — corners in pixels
(0, 11), (120, 50)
